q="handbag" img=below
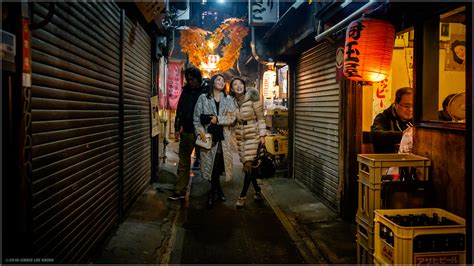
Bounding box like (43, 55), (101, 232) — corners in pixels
(251, 143), (276, 179)
(196, 132), (212, 149)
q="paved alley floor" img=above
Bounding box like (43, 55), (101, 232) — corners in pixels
(93, 140), (356, 264)
(168, 155), (308, 264)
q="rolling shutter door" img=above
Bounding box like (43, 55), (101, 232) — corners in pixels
(294, 43), (340, 211)
(122, 15), (152, 213)
(30, 2), (121, 262)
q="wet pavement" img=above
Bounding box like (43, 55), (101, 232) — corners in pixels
(169, 154), (307, 264)
(92, 140), (357, 264)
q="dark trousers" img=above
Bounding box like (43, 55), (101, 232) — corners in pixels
(240, 170), (260, 197)
(210, 144), (224, 195)
(195, 146), (201, 161)
(176, 132), (196, 194)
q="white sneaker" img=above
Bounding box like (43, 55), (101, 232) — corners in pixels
(254, 191), (262, 201)
(235, 197), (246, 208)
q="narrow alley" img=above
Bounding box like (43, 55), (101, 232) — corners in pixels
(2, 1), (472, 264)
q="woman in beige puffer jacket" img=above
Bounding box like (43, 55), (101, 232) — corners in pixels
(230, 77), (266, 208)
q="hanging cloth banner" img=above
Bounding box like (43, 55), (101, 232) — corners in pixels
(167, 60), (184, 110)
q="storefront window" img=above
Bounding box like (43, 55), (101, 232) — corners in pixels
(421, 6), (466, 124)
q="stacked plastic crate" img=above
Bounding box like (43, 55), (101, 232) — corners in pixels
(374, 208), (465, 264)
(356, 154), (431, 264)
(265, 109), (289, 171)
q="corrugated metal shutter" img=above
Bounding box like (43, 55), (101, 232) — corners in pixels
(294, 43), (340, 211)
(122, 15), (152, 213)
(30, 2), (121, 262)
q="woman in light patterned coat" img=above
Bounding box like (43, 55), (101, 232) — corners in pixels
(194, 74), (236, 209)
(230, 77), (266, 208)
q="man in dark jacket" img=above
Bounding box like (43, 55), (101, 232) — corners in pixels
(370, 87), (414, 153)
(169, 66), (204, 200)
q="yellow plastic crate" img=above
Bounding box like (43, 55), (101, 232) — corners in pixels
(357, 181), (382, 226)
(358, 154), (431, 186)
(358, 179), (432, 227)
(357, 213), (375, 250)
(265, 134), (288, 155)
(374, 256), (382, 265)
(357, 240), (374, 265)
(267, 109), (288, 116)
(374, 208), (466, 265)
(265, 109), (288, 128)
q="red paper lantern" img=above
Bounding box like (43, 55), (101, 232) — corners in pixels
(343, 18), (395, 82)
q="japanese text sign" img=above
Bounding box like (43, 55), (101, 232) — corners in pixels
(249, 0), (279, 26)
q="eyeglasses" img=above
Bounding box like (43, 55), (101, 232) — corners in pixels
(398, 104), (413, 110)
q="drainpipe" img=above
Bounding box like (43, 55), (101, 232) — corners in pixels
(250, 27), (273, 65)
(250, 0), (308, 66)
(314, 0), (382, 43)
(263, 0), (305, 41)
(250, 27), (286, 66)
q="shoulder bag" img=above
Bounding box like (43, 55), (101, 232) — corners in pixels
(252, 143), (276, 179)
(196, 132), (212, 149)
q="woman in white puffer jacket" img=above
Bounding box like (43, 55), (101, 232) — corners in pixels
(230, 77), (266, 208)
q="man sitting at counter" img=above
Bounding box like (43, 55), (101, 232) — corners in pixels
(370, 87), (414, 153)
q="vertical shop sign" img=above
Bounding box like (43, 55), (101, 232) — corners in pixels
(372, 77), (392, 118)
(343, 21), (365, 80)
(278, 65), (288, 97)
(158, 57), (167, 109)
(262, 70), (277, 99)
(22, 18), (31, 87)
(167, 60), (183, 110)
(150, 96), (159, 137)
(249, 0), (279, 26)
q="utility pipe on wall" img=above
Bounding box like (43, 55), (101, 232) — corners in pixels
(251, 1), (307, 66)
(250, 27), (287, 66)
(250, 27), (272, 65)
(314, 0), (381, 43)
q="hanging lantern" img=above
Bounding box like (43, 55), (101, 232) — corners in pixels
(343, 18), (395, 82)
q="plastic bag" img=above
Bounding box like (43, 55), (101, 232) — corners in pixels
(398, 127), (413, 154)
(387, 127), (414, 175)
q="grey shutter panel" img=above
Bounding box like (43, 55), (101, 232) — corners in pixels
(30, 2), (121, 262)
(294, 43), (340, 211)
(122, 15), (152, 213)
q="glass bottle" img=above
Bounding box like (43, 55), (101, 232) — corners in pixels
(400, 167), (409, 181)
(432, 213), (439, 225)
(388, 231), (394, 246)
(410, 167), (417, 181)
(380, 225), (388, 241)
(421, 214), (428, 226)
